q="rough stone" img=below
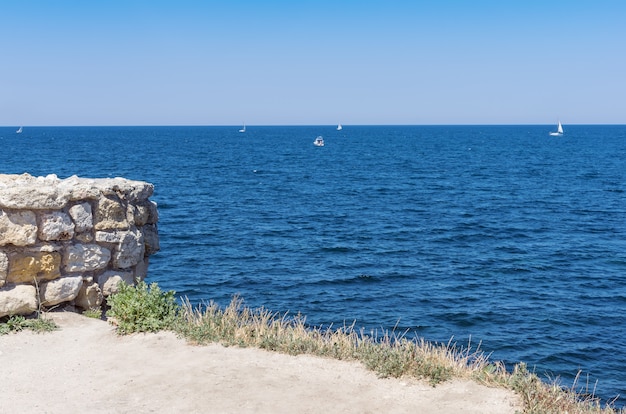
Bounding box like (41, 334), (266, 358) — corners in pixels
(75, 279), (104, 309)
(95, 177), (154, 202)
(63, 244), (111, 272)
(0, 174), (71, 209)
(0, 174), (159, 315)
(39, 275), (83, 307)
(95, 228), (145, 269)
(94, 196), (129, 230)
(69, 202), (93, 232)
(133, 203), (150, 226)
(98, 270), (135, 296)
(38, 211), (75, 241)
(143, 224), (160, 255)
(0, 210), (38, 247)
(114, 228), (145, 269)
(147, 200), (159, 224)
(0, 251), (7, 288)
(0, 284), (38, 317)
(134, 257), (149, 282)
(7, 251), (62, 284)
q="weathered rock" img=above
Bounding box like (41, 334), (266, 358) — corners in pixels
(0, 174), (71, 209)
(0, 173), (159, 315)
(69, 202), (93, 232)
(0, 251), (8, 288)
(94, 177), (154, 202)
(0, 284), (38, 317)
(94, 196), (129, 230)
(39, 275), (83, 307)
(98, 270), (135, 296)
(75, 279), (104, 309)
(0, 210), (38, 246)
(63, 244), (111, 272)
(133, 200), (159, 225)
(7, 251), (62, 284)
(133, 203), (150, 226)
(38, 211), (75, 241)
(95, 228), (145, 269)
(134, 257), (149, 282)
(143, 224), (160, 255)
(114, 228), (145, 269)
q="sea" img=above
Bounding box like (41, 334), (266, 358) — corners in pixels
(2, 125), (625, 405)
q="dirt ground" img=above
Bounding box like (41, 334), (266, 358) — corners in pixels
(0, 311), (521, 413)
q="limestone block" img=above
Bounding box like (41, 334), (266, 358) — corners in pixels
(38, 211), (75, 241)
(75, 232), (94, 243)
(75, 279), (104, 309)
(0, 210), (38, 246)
(143, 224), (160, 255)
(115, 228), (145, 269)
(7, 252), (62, 284)
(95, 228), (144, 269)
(0, 284), (38, 317)
(133, 203), (150, 226)
(133, 257), (149, 282)
(94, 196), (129, 230)
(64, 244), (111, 272)
(147, 200), (159, 224)
(60, 176), (101, 200)
(0, 174), (71, 209)
(69, 202), (93, 232)
(40, 275), (83, 307)
(0, 251), (7, 288)
(98, 177), (154, 202)
(98, 270), (135, 296)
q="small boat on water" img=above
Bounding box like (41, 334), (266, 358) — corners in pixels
(313, 136), (324, 146)
(16, 126), (23, 134)
(549, 121), (563, 136)
(239, 123), (246, 133)
(337, 124), (342, 131)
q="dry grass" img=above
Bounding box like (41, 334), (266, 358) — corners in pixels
(108, 285), (624, 414)
(173, 296), (625, 414)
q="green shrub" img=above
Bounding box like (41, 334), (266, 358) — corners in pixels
(0, 314), (57, 335)
(107, 281), (178, 334)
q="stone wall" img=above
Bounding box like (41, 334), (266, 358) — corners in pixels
(0, 174), (159, 317)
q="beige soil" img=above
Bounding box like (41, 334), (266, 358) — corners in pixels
(0, 311), (522, 414)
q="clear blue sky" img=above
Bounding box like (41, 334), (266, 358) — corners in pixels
(1, 1), (625, 126)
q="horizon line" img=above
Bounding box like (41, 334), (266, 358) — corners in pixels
(2, 123), (626, 128)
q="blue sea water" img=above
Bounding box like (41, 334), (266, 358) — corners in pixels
(2, 125), (625, 405)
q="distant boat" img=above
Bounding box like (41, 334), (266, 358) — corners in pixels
(337, 124), (342, 131)
(16, 126), (23, 134)
(549, 121), (563, 136)
(313, 136), (325, 146)
(239, 123), (246, 133)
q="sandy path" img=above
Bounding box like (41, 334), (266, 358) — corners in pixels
(0, 312), (521, 414)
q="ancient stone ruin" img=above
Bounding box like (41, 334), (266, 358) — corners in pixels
(0, 173), (159, 317)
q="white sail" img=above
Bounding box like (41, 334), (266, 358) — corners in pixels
(549, 121), (563, 136)
(337, 124), (342, 131)
(239, 123), (246, 133)
(16, 126), (22, 134)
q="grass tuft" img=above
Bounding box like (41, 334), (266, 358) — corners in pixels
(0, 314), (58, 335)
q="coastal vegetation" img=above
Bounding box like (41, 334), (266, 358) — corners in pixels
(1, 281), (623, 413)
(0, 314), (57, 335)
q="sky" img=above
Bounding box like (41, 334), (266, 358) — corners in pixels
(1, 1), (625, 126)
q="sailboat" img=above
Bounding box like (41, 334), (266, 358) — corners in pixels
(336, 124), (342, 131)
(549, 121), (563, 136)
(239, 123), (246, 133)
(16, 126), (23, 134)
